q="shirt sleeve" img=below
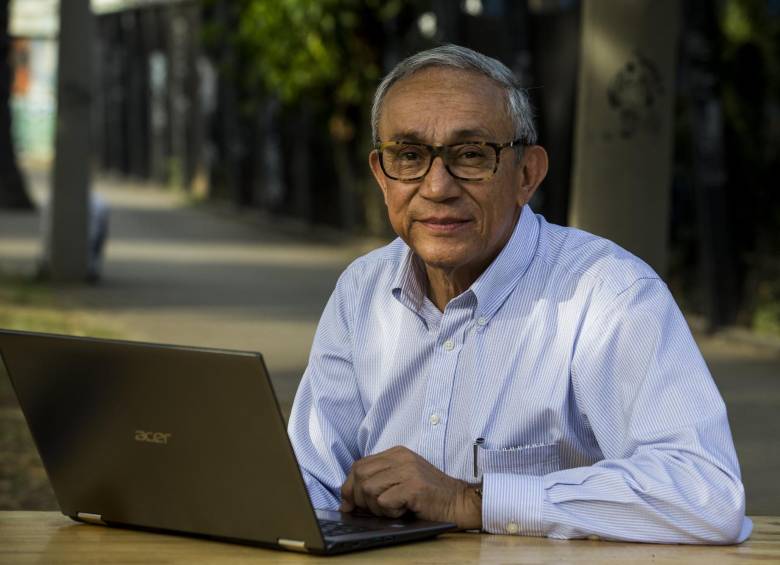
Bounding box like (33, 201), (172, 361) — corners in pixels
(481, 277), (752, 544)
(287, 267), (365, 510)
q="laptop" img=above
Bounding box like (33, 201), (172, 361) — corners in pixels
(0, 329), (457, 554)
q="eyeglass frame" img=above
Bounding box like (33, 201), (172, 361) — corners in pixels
(374, 138), (526, 182)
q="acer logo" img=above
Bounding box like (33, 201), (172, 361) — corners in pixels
(134, 430), (172, 444)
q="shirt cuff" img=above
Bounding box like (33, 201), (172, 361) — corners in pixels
(482, 473), (546, 536)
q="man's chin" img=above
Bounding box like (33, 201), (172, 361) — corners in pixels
(412, 248), (471, 272)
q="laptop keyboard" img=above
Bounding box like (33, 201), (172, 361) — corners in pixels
(318, 519), (373, 537)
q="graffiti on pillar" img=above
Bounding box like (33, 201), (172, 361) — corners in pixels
(604, 50), (665, 140)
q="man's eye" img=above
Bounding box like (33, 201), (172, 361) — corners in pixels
(454, 146), (487, 160)
(399, 150), (423, 161)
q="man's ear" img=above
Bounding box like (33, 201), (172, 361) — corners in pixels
(515, 145), (549, 206)
(369, 150), (389, 205)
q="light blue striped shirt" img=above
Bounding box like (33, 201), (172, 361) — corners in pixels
(288, 206), (751, 543)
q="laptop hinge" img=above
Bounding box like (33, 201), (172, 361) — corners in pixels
(277, 538), (307, 552)
(76, 512), (106, 526)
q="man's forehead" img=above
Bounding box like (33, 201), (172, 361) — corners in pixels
(388, 127), (498, 143)
(379, 67), (511, 141)
(391, 65), (497, 89)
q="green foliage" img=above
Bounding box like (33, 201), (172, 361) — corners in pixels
(205, 0), (409, 113)
(722, 0), (780, 73)
(753, 300), (780, 337)
(720, 0), (780, 153)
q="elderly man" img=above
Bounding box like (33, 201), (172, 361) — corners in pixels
(288, 45), (751, 544)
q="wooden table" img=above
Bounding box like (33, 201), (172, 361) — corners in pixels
(0, 512), (777, 564)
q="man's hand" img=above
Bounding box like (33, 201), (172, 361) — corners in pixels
(339, 446), (482, 530)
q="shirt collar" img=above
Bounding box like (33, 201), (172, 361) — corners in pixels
(392, 205), (540, 320)
(392, 250), (428, 315)
(469, 204), (540, 321)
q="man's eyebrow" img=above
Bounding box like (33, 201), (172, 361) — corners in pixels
(387, 128), (498, 144)
(387, 130), (427, 143)
(449, 128), (495, 140)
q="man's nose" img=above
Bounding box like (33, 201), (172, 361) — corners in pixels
(419, 155), (459, 200)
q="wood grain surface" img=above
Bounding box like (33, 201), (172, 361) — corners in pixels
(0, 512), (777, 564)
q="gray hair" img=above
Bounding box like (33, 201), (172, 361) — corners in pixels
(370, 44), (537, 146)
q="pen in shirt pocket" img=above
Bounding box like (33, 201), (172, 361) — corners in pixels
(473, 437), (485, 478)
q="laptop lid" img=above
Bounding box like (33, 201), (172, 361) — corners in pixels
(0, 329), (327, 551)
(1, 329), (457, 554)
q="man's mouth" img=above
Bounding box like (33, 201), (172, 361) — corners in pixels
(417, 217), (472, 233)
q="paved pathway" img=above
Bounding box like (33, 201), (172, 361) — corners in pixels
(1, 171), (381, 410)
(1, 170), (778, 514)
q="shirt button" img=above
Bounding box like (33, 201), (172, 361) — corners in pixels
(429, 414), (440, 426)
(443, 339), (455, 351)
(506, 522), (519, 534)
(477, 316), (487, 326)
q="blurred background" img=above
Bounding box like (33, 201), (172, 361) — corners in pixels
(1, 0), (778, 517)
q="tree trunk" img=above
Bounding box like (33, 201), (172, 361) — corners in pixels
(0, 0), (33, 209)
(569, 0), (680, 276)
(46, 0), (93, 281)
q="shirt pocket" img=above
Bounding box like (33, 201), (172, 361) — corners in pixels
(479, 442), (560, 476)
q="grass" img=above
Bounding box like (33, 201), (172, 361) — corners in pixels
(0, 274), (122, 338)
(0, 271), (124, 510)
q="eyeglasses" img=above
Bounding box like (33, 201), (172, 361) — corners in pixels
(375, 139), (524, 182)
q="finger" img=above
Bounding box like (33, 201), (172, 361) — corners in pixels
(352, 474), (386, 516)
(351, 455), (394, 483)
(347, 455), (395, 512)
(340, 447), (414, 515)
(340, 471), (355, 511)
(352, 468), (403, 517)
(350, 445), (416, 479)
(376, 483), (409, 519)
(352, 479), (369, 512)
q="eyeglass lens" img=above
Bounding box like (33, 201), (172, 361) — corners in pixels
(381, 143), (497, 180)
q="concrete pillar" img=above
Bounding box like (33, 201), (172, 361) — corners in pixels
(569, 0), (680, 275)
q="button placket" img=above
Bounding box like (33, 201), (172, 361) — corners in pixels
(417, 301), (472, 469)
